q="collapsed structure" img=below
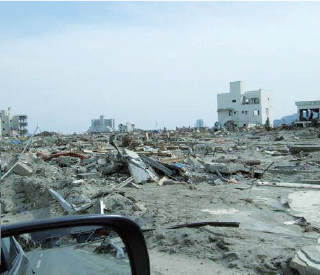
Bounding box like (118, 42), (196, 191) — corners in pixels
(0, 107), (28, 137)
(295, 100), (320, 127)
(1, 124), (320, 274)
(217, 81), (274, 130)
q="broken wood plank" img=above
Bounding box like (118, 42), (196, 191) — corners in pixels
(130, 182), (142, 189)
(160, 157), (186, 163)
(140, 154), (175, 176)
(299, 180), (320, 184)
(142, 221), (240, 232)
(49, 188), (92, 213)
(289, 145), (320, 154)
(158, 176), (169, 186)
(257, 181), (320, 189)
(49, 188), (75, 213)
(167, 221), (240, 229)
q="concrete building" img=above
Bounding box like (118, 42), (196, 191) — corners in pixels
(294, 100), (320, 127)
(87, 115), (115, 133)
(217, 81), (274, 130)
(0, 108), (13, 137)
(0, 108), (28, 137)
(195, 119), (204, 129)
(118, 123), (135, 133)
(12, 115), (28, 136)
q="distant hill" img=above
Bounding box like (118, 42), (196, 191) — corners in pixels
(273, 113), (298, 126)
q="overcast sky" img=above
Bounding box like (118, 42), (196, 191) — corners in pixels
(1, 2), (320, 133)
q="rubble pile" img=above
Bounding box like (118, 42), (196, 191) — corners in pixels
(2, 127), (320, 274)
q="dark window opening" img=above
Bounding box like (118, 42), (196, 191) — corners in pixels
(232, 100), (236, 103)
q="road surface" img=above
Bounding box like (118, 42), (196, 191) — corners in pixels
(26, 245), (131, 275)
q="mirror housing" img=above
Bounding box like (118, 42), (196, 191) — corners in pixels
(1, 214), (150, 275)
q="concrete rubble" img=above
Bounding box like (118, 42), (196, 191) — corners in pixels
(13, 162), (33, 176)
(1, 126), (320, 274)
(290, 245), (320, 275)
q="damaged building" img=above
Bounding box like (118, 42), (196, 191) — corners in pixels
(0, 107), (28, 138)
(294, 100), (320, 127)
(217, 81), (274, 130)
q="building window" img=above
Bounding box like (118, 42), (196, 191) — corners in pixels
(245, 111), (248, 114)
(266, 108), (269, 116)
(232, 100), (236, 103)
(234, 111), (236, 114)
(254, 110), (260, 116)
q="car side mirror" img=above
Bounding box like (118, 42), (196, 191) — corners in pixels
(1, 214), (150, 275)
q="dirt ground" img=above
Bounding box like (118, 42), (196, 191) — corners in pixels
(1, 127), (320, 274)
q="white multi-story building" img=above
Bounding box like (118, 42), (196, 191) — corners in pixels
(217, 81), (274, 129)
(0, 108), (28, 137)
(88, 115), (115, 133)
(118, 122), (135, 133)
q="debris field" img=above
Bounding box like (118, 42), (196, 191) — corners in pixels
(1, 127), (320, 275)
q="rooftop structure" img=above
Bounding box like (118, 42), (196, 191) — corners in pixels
(217, 81), (274, 130)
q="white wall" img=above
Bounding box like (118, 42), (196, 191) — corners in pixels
(217, 82), (274, 128)
(238, 90), (262, 127)
(260, 90), (274, 126)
